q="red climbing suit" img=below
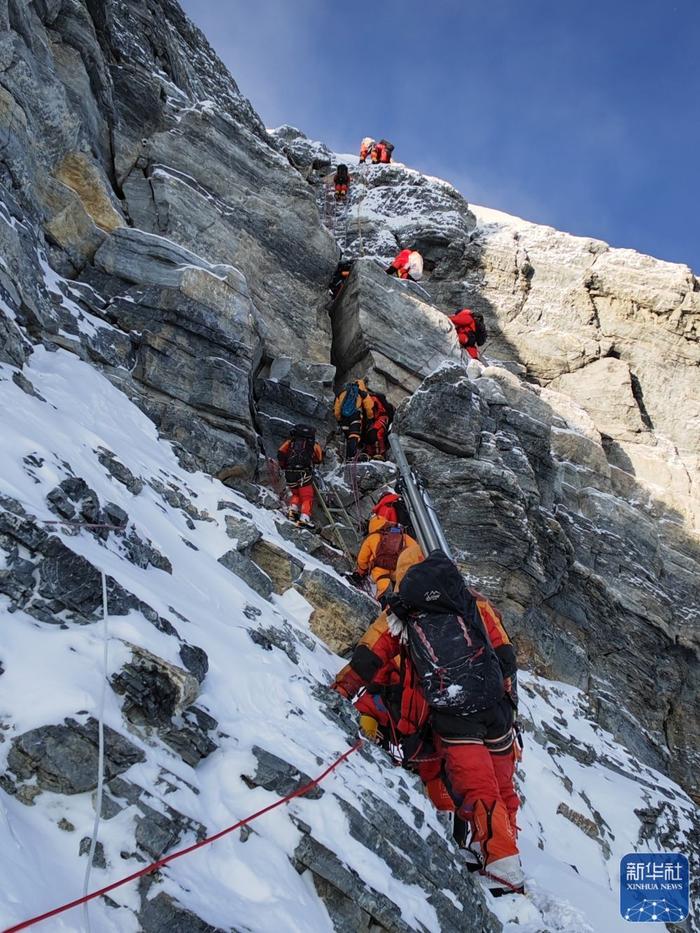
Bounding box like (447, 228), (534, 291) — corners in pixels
(373, 492), (402, 525)
(359, 137), (375, 163)
(389, 249), (423, 281)
(333, 554), (523, 891)
(365, 393), (392, 459)
(277, 438), (323, 516)
(449, 309), (481, 359)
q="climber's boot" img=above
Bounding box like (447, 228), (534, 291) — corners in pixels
(452, 815), (482, 873)
(481, 854), (525, 896)
(473, 799), (525, 895)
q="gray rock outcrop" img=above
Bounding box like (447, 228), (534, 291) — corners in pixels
(395, 362), (700, 791)
(430, 207), (700, 529)
(246, 741), (500, 933)
(331, 258), (461, 401)
(6, 718), (144, 796)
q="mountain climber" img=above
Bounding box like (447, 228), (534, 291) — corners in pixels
(352, 514), (418, 606)
(329, 260), (354, 300)
(372, 490), (415, 538)
(277, 424), (324, 526)
(334, 164), (350, 201)
(387, 248), (423, 282)
(333, 379), (374, 461)
(334, 545), (475, 862)
(359, 137), (375, 163)
(372, 139), (394, 164)
(334, 549), (523, 896)
(363, 391), (395, 460)
(449, 308), (487, 360)
(336, 544), (424, 740)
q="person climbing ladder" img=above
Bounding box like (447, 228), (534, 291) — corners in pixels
(277, 424), (324, 526)
(372, 489), (415, 537)
(352, 515), (418, 606)
(334, 164), (350, 201)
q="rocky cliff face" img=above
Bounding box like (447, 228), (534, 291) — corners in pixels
(0, 1), (698, 930)
(285, 139), (700, 796)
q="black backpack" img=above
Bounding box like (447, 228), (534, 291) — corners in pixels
(394, 497), (413, 533)
(407, 604), (503, 713)
(398, 553), (504, 714)
(335, 164), (349, 183)
(284, 425), (316, 484)
(473, 311), (487, 346)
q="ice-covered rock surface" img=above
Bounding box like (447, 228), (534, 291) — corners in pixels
(0, 0), (698, 930)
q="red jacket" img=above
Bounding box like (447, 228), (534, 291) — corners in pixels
(373, 492), (401, 524)
(449, 309), (480, 359)
(391, 249), (411, 273)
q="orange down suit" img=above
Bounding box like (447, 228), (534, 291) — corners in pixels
(356, 515), (418, 597)
(276, 439), (323, 515)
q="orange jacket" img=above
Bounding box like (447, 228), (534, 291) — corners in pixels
(333, 380), (374, 422)
(333, 583), (516, 732)
(356, 516), (418, 579)
(334, 610), (430, 737)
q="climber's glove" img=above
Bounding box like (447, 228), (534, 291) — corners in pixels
(330, 667), (365, 701)
(359, 714), (380, 742)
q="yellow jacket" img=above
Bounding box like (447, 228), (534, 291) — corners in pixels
(333, 380), (374, 422)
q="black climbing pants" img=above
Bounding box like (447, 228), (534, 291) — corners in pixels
(341, 414), (362, 460)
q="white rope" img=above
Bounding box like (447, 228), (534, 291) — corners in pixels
(82, 569), (109, 932)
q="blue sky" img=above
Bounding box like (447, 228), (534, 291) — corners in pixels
(181, 0), (699, 270)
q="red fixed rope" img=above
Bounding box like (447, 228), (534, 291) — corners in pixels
(3, 739), (363, 933)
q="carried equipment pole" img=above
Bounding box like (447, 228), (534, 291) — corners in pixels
(387, 433), (452, 559)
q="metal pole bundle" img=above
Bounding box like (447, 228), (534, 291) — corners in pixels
(387, 433), (452, 559)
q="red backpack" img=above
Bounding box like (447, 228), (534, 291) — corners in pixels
(374, 526), (405, 571)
